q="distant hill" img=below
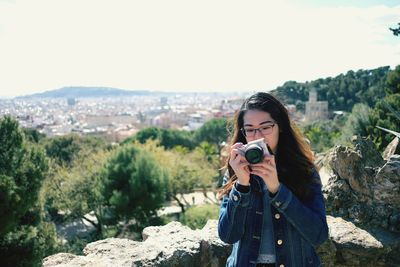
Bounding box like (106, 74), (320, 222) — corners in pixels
(16, 87), (153, 99)
(270, 66), (391, 112)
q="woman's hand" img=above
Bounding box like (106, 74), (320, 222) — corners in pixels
(250, 155), (280, 194)
(229, 143), (251, 185)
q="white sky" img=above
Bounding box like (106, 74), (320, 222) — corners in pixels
(0, 0), (399, 97)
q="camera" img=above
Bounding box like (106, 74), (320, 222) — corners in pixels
(237, 138), (271, 164)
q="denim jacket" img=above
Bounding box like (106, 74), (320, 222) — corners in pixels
(218, 171), (328, 267)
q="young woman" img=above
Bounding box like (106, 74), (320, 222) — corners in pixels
(218, 92), (328, 267)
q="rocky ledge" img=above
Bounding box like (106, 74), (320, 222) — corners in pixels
(43, 217), (400, 267)
(323, 136), (400, 232)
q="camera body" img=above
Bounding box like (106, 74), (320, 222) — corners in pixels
(237, 138), (271, 164)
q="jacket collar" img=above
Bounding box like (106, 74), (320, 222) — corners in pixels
(250, 174), (263, 194)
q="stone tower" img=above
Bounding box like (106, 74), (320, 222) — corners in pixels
(305, 89), (329, 122)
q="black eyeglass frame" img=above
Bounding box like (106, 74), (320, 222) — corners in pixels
(240, 123), (277, 137)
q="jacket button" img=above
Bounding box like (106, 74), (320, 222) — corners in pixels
(274, 213), (281, 219)
(275, 201), (281, 207)
(277, 239), (283, 245)
(233, 195), (239, 201)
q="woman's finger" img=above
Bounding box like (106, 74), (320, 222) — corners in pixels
(264, 155), (276, 167)
(230, 148), (239, 159)
(231, 142), (244, 149)
(251, 164), (275, 176)
(251, 169), (266, 177)
(235, 153), (246, 163)
(251, 159), (269, 167)
(230, 143), (243, 157)
(249, 165), (267, 172)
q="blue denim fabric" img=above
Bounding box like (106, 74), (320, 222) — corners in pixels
(256, 179), (275, 263)
(218, 171), (328, 267)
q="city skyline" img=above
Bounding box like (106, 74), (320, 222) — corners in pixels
(0, 0), (399, 97)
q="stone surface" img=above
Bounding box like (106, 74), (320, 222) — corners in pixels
(43, 220), (230, 267)
(383, 137), (400, 161)
(321, 216), (400, 267)
(43, 218), (400, 267)
(323, 136), (400, 232)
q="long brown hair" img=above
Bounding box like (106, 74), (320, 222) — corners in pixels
(218, 92), (315, 201)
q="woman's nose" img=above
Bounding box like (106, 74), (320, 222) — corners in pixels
(254, 129), (264, 138)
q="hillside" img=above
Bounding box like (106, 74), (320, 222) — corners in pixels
(270, 66), (391, 112)
(16, 86), (152, 99)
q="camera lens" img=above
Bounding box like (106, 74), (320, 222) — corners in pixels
(244, 145), (263, 164)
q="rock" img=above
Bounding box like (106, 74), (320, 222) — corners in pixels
(383, 137), (400, 161)
(323, 137), (400, 232)
(43, 218), (400, 267)
(42, 239), (141, 267)
(351, 135), (385, 167)
(323, 216), (400, 267)
(327, 216), (383, 265)
(317, 215), (400, 267)
(43, 220), (230, 267)
(134, 220), (229, 267)
(42, 253), (80, 267)
(373, 155), (400, 207)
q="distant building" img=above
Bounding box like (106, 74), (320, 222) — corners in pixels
(67, 98), (76, 106)
(160, 97), (168, 106)
(305, 89), (328, 122)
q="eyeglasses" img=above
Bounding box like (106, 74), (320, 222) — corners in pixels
(241, 123), (276, 137)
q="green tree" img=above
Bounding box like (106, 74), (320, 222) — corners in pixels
(367, 94), (400, 150)
(180, 204), (219, 230)
(43, 149), (112, 236)
(195, 141), (219, 166)
(138, 140), (218, 213)
(130, 127), (161, 144)
(272, 81), (309, 109)
(193, 118), (228, 147)
(390, 22), (400, 36)
(42, 134), (109, 166)
(0, 116), (59, 267)
(302, 119), (342, 153)
(42, 134), (81, 165)
(0, 209), (59, 267)
(365, 66), (400, 150)
(42, 134), (111, 239)
(340, 103), (371, 143)
(125, 127), (195, 149)
(270, 66), (390, 111)
(386, 65), (400, 95)
(161, 128), (194, 149)
(0, 117), (47, 235)
(23, 128), (46, 143)
(41, 136), (114, 254)
(101, 144), (167, 234)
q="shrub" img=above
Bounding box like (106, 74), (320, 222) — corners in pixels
(180, 204), (219, 230)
